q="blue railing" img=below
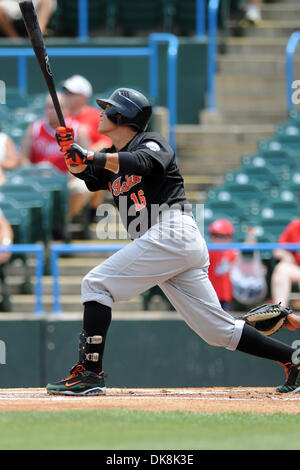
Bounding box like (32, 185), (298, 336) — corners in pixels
(0, 33), (178, 150)
(285, 31), (300, 112)
(196, 0), (207, 38)
(206, 0), (221, 112)
(0, 244), (44, 315)
(50, 242), (300, 315)
(50, 243), (126, 314)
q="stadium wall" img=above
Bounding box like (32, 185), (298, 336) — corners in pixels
(0, 317), (296, 388)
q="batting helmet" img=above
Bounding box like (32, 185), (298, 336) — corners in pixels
(209, 219), (235, 237)
(96, 88), (152, 132)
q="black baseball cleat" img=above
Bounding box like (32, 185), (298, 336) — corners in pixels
(276, 362), (300, 393)
(46, 363), (106, 396)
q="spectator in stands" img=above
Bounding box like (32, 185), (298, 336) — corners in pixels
(271, 217), (300, 330)
(21, 92), (94, 219)
(61, 75), (112, 221)
(0, 0), (57, 38)
(0, 207), (13, 265)
(208, 219), (238, 311)
(243, 0), (262, 25)
(271, 218), (300, 310)
(0, 128), (22, 184)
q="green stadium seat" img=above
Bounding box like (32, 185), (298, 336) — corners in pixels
(258, 148), (296, 168)
(0, 182), (52, 245)
(8, 167), (69, 240)
(260, 200), (299, 220)
(288, 108), (300, 126)
(141, 285), (175, 311)
(113, 0), (172, 36)
(204, 200), (247, 226)
(222, 181), (267, 207)
(51, 0), (113, 37)
(172, 0), (197, 35)
(229, 164), (281, 189)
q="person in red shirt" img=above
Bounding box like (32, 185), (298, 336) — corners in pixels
(21, 92), (92, 218)
(271, 218), (300, 309)
(60, 75), (112, 219)
(208, 219), (238, 311)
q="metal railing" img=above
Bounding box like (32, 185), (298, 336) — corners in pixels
(49, 242), (300, 315)
(50, 243), (125, 314)
(286, 30), (300, 112)
(0, 33), (178, 150)
(0, 244), (44, 315)
(206, 0), (221, 112)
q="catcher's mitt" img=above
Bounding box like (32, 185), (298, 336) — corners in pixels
(239, 302), (293, 336)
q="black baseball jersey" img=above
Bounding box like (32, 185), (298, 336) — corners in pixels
(75, 131), (189, 238)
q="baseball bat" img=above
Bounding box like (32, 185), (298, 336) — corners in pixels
(19, 0), (66, 127)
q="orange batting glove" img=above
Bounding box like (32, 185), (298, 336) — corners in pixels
(56, 126), (74, 153)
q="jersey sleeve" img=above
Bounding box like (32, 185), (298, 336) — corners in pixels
(72, 165), (110, 191)
(133, 136), (174, 173)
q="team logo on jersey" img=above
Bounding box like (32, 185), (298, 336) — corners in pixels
(108, 175), (142, 197)
(145, 141), (160, 152)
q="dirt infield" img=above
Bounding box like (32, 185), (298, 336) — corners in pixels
(0, 387), (299, 414)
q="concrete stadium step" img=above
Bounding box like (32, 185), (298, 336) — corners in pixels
(216, 92), (286, 110)
(216, 75), (286, 97)
(176, 124), (275, 147)
(218, 54), (300, 77)
(236, 20), (300, 39)
(176, 124), (275, 175)
(224, 37), (289, 56)
(216, 107), (287, 125)
(261, 3), (300, 21)
(9, 294), (143, 313)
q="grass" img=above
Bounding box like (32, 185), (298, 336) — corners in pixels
(0, 410), (299, 450)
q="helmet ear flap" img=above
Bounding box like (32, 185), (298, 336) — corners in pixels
(114, 112), (123, 126)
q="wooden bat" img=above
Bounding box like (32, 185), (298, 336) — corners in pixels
(19, 0), (66, 127)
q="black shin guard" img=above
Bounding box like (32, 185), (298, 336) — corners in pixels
(236, 323), (295, 364)
(79, 301), (112, 373)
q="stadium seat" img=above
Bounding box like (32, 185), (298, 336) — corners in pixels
(0, 182), (52, 245)
(172, 0), (198, 35)
(204, 200), (248, 227)
(258, 149), (296, 169)
(260, 200), (299, 220)
(141, 285), (175, 311)
(258, 139), (300, 160)
(288, 108), (300, 126)
(222, 180), (267, 207)
(113, 0), (172, 36)
(50, 0), (107, 36)
(229, 164), (281, 190)
(8, 167), (69, 240)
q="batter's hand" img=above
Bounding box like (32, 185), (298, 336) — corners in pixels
(66, 143), (107, 169)
(65, 143), (95, 167)
(56, 126), (75, 153)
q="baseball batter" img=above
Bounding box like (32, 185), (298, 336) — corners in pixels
(46, 88), (300, 395)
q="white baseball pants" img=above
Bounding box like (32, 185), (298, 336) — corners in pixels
(81, 209), (245, 350)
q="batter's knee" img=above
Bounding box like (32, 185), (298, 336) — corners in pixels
(200, 318), (245, 351)
(81, 271), (113, 308)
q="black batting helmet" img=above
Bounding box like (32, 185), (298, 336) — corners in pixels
(96, 88), (152, 132)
